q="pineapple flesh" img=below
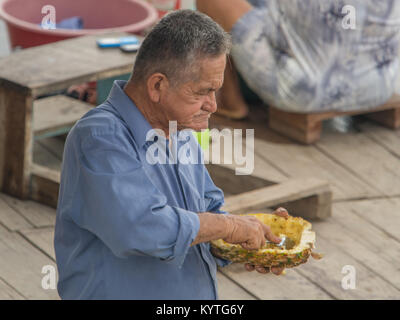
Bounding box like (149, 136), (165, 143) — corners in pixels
(210, 213), (319, 269)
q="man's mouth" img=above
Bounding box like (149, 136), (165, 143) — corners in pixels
(194, 113), (211, 120)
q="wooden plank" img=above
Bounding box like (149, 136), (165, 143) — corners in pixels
(269, 106), (323, 144)
(0, 32), (139, 97)
(0, 85), (4, 191)
(346, 198), (400, 242)
(0, 85), (33, 198)
(33, 140), (63, 172)
(0, 224), (59, 299)
(0, 278), (26, 300)
(216, 271), (256, 300)
(223, 178), (332, 219)
(0, 195), (32, 231)
(364, 106), (400, 129)
(205, 127), (288, 184)
(277, 191), (332, 221)
(32, 139), (62, 209)
(310, 203), (400, 290)
(358, 121), (400, 159)
(250, 151), (289, 183)
(19, 227), (55, 261)
(30, 164), (60, 209)
(38, 137), (65, 161)
(206, 164), (273, 196)
(0, 193), (56, 228)
(219, 262), (333, 300)
(316, 130), (400, 197)
(33, 95), (93, 139)
(253, 137), (380, 201)
(209, 105), (290, 184)
(296, 236), (400, 299)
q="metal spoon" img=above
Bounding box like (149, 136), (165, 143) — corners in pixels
(265, 236), (296, 250)
(265, 236), (286, 247)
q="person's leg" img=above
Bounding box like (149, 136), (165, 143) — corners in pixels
(216, 57), (249, 119)
(196, 0), (252, 32)
(197, 0), (252, 119)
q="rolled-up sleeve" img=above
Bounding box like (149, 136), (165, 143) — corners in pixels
(69, 131), (200, 268)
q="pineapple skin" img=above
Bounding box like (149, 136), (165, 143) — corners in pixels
(210, 245), (312, 268)
(210, 213), (316, 268)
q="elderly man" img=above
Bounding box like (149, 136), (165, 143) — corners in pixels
(197, 0), (400, 119)
(54, 10), (288, 300)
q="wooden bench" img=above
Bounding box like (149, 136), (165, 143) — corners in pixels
(0, 32), (140, 201)
(33, 95), (93, 140)
(205, 141), (332, 220)
(222, 176), (332, 220)
(268, 94), (400, 144)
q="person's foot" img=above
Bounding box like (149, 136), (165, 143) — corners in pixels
(215, 88), (249, 120)
(66, 82), (97, 105)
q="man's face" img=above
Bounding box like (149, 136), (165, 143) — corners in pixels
(160, 54), (226, 132)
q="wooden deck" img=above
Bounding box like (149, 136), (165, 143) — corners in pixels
(0, 104), (400, 299)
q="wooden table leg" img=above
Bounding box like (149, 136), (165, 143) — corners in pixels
(0, 85), (33, 199)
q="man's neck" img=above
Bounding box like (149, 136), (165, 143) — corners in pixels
(123, 82), (171, 137)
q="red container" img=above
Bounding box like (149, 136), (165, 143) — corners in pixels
(152, 0), (181, 18)
(0, 0), (158, 49)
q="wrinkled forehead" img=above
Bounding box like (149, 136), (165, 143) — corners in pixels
(193, 55), (227, 86)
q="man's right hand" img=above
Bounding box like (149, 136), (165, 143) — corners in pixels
(223, 215), (282, 250)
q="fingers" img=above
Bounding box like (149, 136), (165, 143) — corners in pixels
(245, 264), (270, 273)
(261, 224), (281, 244)
(244, 264), (255, 272)
(273, 207), (289, 219)
(271, 266), (285, 275)
(240, 242), (258, 251)
(240, 235), (264, 250)
(224, 215), (270, 250)
(245, 264), (285, 275)
(255, 265), (270, 274)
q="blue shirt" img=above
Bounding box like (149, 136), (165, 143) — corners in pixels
(54, 80), (230, 300)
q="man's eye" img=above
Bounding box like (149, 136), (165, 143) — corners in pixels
(197, 89), (215, 96)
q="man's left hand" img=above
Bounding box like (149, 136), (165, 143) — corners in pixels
(244, 207), (290, 276)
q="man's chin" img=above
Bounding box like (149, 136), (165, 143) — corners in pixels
(191, 119), (209, 131)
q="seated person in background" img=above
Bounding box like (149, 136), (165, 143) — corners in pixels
(197, 0), (400, 119)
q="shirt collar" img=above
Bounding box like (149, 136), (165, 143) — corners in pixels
(106, 80), (198, 151)
(106, 80), (154, 148)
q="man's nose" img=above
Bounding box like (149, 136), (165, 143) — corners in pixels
(203, 92), (217, 113)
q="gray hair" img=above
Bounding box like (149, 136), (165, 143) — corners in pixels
(131, 10), (231, 86)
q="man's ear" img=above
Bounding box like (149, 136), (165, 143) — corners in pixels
(146, 73), (169, 103)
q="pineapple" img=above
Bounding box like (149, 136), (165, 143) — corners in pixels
(210, 213), (322, 269)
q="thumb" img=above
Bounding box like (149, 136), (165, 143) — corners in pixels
(262, 224), (281, 243)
